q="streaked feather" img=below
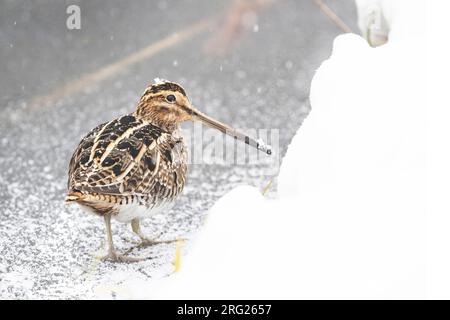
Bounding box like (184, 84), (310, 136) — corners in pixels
(67, 113), (187, 218)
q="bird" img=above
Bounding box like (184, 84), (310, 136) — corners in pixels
(66, 79), (271, 262)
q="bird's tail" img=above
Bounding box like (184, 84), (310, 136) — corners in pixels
(65, 191), (84, 203)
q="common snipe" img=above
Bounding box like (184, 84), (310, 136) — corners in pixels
(66, 79), (271, 262)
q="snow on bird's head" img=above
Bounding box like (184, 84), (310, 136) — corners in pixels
(153, 77), (167, 85)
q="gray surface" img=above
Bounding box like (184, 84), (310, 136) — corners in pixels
(0, 0), (357, 299)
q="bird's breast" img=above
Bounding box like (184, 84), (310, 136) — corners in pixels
(113, 198), (175, 223)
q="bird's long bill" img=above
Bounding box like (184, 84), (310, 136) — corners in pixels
(192, 109), (272, 155)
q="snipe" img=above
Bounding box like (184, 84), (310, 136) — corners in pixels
(66, 79), (271, 262)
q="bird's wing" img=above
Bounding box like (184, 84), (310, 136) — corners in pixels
(68, 120), (108, 190)
(67, 114), (181, 197)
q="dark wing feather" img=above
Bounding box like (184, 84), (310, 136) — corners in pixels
(68, 121), (108, 190)
(68, 114), (187, 201)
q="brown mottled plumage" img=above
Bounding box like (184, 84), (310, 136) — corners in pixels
(66, 79), (271, 262)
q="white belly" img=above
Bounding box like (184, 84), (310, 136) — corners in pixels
(113, 200), (174, 223)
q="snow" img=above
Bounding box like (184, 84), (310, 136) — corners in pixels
(128, 0), (450, 299)
(256, 138), (271, 155)
(356, 0), (426, 45)
(153, 77), (165, 84)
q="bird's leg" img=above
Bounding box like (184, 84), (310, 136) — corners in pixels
(100, 214), (142, 263)
(131, 218), (178, 247)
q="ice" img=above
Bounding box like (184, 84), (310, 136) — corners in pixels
(256, 138), (271, 155)
(139, 0), (450, 299)
(153, 77), (165, 84)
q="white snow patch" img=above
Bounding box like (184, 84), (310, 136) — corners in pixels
(115, 0), (450, 299)
(153, 77), (166, 84)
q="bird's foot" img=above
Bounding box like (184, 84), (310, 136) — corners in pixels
(99, 250), (146, 263)
(138, 237), (180, 248)
(134, 230), (184, 248)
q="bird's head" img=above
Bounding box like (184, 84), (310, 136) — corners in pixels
(136, 79), (271, 155)
(136, 78), (193, 129)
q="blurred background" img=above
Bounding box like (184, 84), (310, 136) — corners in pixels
(0, 0), (357, 298)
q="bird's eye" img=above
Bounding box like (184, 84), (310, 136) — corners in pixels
(166, 94), (176, 103)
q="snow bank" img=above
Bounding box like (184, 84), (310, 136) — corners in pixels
(355, 0), (426, 46)
(124, 0), (448, 299)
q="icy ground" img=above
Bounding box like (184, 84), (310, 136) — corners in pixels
(0, 1), (357, 299)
